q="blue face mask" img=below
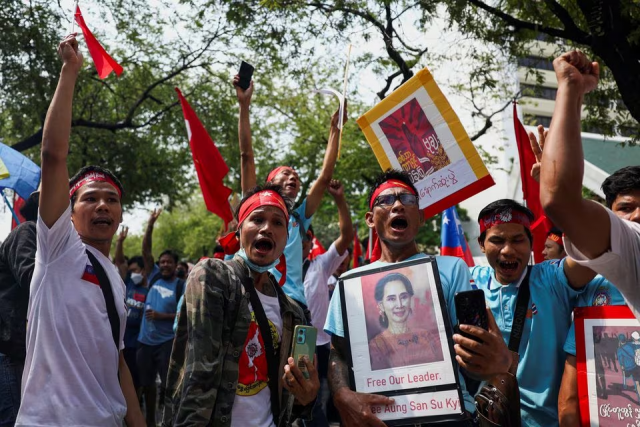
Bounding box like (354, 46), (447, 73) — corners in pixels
(237, 248), (279, 273)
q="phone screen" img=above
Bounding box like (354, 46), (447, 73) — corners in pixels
(237, 61), (254, 90)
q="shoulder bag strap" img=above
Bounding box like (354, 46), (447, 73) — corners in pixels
(508, 266), (532, 353)
(230, 259), (280, 423)
(86, 250), (120, 352)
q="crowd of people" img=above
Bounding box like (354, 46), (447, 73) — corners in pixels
(0, 34), (639, 427)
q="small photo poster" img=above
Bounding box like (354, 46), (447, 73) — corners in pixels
(339, 257), (464, 425)
(575, 306), (640, 426)
(357, 67), (494, 218)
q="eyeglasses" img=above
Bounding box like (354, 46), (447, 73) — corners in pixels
(373, 193), (419, 208)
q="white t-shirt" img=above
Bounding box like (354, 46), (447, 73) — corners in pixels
(564, 208), (640, 320)
(231, 289), (283, 427)
(17, 205), (127, 427)
(304, 243), (348, 346)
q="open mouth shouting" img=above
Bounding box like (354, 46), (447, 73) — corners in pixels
(92, 217), (113, 228)
(253, 236), (275, 256)
(389, 216), (409, 233)
(497, 259), (521, 280)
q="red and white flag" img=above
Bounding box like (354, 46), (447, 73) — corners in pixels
(308, 236), (326, 261)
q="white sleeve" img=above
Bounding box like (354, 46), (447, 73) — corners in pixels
(317, 243), (349, 277)
(564, 208), (640, 319)
(36, 203), (79, 265)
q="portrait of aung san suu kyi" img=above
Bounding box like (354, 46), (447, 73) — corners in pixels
(362, 269), (444, 371)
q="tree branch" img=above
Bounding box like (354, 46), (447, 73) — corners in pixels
(377, 70), (402, 100)
(469, 96), (520, 141)
(542, 0), (589, 38)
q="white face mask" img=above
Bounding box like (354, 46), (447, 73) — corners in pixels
(130, 272), (143, 285)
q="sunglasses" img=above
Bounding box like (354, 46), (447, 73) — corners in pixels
(373, 193), (419, 208)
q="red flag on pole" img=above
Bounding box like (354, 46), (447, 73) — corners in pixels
(176, 88), (234, 226)
(308, 236), (326, 261)
(74, 5), (123, 79)
(11, 194), (26, 230)
(353, 226), (363, 268)
(513, 102), (550, 263)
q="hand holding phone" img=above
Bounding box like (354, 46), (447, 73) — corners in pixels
(291, 325), (317, 379)
(454, 290), (488, 342)
(236, 61), (254, 91)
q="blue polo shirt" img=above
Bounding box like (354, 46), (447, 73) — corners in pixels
(270, 199), (312, 306)
(324, 253), (476, 413)
(470, 259), (586, 427)
(564, 276), (626, 356)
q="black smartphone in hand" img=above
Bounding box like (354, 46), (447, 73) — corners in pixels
(237, 61), (254, 90)
(454, 289), (488, 342)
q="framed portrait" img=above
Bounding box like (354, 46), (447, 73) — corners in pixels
(575, 306), (640, 426)
(339, 257), (465, 425)
(356, 67), (494, 219)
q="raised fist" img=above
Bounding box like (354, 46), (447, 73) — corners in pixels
(58, 34), (84, 74)
(553, 51), (599, 94)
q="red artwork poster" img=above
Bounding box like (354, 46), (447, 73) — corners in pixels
(379, 98), (451, 183)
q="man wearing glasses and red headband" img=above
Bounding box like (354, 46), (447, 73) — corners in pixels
(324, 170), (509, 426)
(16, 35), (144, 426)
(163, 184), (319, 426)
(453, 199), (600, 426)
(234, 76), (345, 316)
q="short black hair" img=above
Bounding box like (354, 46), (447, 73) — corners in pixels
(602, 166), (640, 209)
(159, 249), (179, 264)
(178, 261), (189, 270)
(477, 199), (534, 245)
(19, 191), (40, 222)
(69, 165), (124, 210)
(548, 227), (563, 237)
(213, 245), (224, 253)
(128, 256), (144, 269)
(235, 183), (293, 220)
(367, 170), (418, 211)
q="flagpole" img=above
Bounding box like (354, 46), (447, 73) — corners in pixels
(337, 44), (352, 159)
(71, 0), (79, 34)
(2, 190), (20, 226)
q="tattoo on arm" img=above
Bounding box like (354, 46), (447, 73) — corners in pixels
(329, 335), (351, 394)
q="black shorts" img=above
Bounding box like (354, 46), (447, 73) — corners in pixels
(136, 340), (174, 388)
(629, 365), (640, 382)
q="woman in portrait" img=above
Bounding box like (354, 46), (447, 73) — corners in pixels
(369, 272), (439, 370)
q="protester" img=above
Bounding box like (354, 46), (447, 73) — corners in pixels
(453, 199), (600, 426)
(301, 179), (353, 426)
(325, 170), (490, 425)
(543, 227), (566, 260)
(177, 261), (189, 279)
(539, 50), (640, 321)
(234, 75), (345, 315)
(16, 35), (144, 426)
(139, 208), (185, 426)
(162, 184), (319, 426)
(0, 191), (38, 426)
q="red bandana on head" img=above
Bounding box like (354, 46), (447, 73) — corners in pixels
(69, 171), (122, 199)
(266, 166), (296, 183)
(367, 179), (418, 263)
(479, 208), (531, 234)
(547, 232), (563, 245)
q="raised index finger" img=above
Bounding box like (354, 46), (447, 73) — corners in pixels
(528, 131), (543, 162)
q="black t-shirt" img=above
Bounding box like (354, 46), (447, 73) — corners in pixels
(0, 221), (37, 360)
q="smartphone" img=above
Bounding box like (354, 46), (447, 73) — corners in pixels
(237, 61), (254, 90)
(291, 325), (317, 379)
(454, 290), (488, 342)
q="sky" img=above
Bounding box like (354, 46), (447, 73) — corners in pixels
(0, 1), (519, 243)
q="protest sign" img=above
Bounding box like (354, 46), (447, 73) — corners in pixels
(339, 257), (464, 425)
(357, 67), (494, 218)
(575, 306), (640, 426)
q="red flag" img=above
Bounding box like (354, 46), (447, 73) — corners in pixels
(353, 227), (363, 268)
(513, 103), (550, 263)
(75, 5), (123, 79)
(11, 194), (26, 230)
(176, 88), (233, 226)
(308, 236), (326, 261)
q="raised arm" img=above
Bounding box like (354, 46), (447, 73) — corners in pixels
(305, 102), (348, 218)
(142, 209), (161, 279)
(114, 226), (128, 280)
(327, 180), (353, 256)
(540, 51), (610, 259)
(234, 76), (256, 194)
(40, 35), (83, 228)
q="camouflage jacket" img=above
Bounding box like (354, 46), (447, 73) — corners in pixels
(162, 256), (312, 427)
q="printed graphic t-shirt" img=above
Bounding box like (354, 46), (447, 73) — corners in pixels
(124, 278), (149, 349)
(231, 290), (283, 427)
(17, 205), (127, 426)
(138, 276), (183, 346)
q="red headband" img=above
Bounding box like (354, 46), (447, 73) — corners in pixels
(548, 232), (563, 244)
(69, 171), (122, 198)
(238, 190), (290, 226)
(479, 209), (531, 234)
(266, 166), (296, 183)
(369, 179), (417, 209)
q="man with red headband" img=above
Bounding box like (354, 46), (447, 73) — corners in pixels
(453, 199), (600, 426)
(16, 35), (144, 426)
(163, 184), (319, 426)
(234, 75), (344, 313)
(324, 170), (498, 426)
(542, 227), (566, 261)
